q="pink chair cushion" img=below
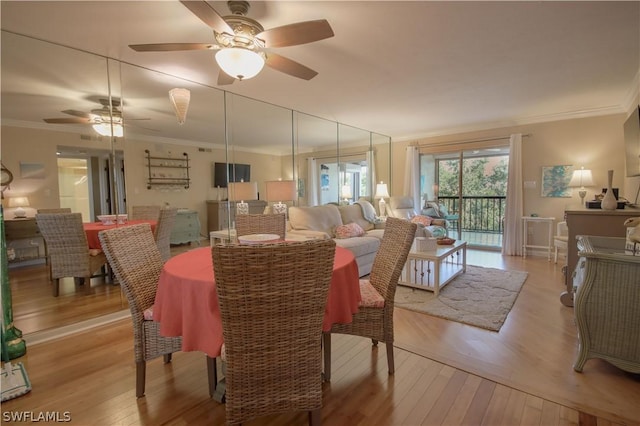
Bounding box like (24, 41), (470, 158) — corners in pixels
(143, 305), (154, 321)
(335, 222), (365, 239)
(358, 279), (385, 308)
(411, 215), (433, 226)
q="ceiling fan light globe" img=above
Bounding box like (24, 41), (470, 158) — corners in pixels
(92, 123), (123, 137)
(215, 47), (264, 80)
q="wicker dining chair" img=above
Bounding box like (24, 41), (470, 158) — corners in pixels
(98, 223), (197, 398)
(154, 208), (178, 261)
(130, 205), (161, 221)
(212, 238), (336, 425)
(323, 217), (416, 381)
(235, 213), (286, 239)
(35, 212), (107, 297)
(36, 208), (72, 279)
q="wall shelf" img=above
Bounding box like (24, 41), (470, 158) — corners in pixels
(145, 149), (190, 189)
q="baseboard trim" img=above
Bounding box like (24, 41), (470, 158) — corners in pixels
(24, 310), (131, 346)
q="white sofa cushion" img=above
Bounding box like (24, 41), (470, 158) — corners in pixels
(338, 204), (374, 231)
(288, 204), (343, 237)
(334, 236), (380, 258)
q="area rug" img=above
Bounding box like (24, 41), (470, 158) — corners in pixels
(394, 265), (528, 331)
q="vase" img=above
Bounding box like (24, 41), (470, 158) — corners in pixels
(601, 169), (617, 210)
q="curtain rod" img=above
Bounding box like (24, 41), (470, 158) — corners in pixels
(310, 150), (371, 161)
(412, 133), (531, 148)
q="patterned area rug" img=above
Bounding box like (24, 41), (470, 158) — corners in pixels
(394, 265), (528, 331)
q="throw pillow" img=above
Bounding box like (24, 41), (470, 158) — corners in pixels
(411, 215), (433, 226)
(424, 202), (443, 218)
(356, 199), (377, 223)
(335, 222), (365, 239)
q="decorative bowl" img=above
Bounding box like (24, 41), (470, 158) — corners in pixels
(116, 214), (128, 224)
(97, 215), (116, 225)
(437, 237), (456, 245)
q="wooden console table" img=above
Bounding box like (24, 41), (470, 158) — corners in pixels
(562, 206), (640, 307)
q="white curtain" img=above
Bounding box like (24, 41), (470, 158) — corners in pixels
(502, 133), (524, 255)
(306, 157), (319, 207)
(403, 146), (421, 208)
(366, 149), (376, 199)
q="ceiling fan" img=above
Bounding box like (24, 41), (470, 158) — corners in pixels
(43, 98), (152, 137)
(129, 0), (334, 85)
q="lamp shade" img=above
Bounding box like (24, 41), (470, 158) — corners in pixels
(375, 182), (389, 198)
(568, 167), (594, 188)
(228, 181), (258, 202)
(169, 88), (190, 125)
(265, 180), (296, 202)
(341, 185), (353, 199)
(9, 196), (29, 208)
(215, 48), (265, 81)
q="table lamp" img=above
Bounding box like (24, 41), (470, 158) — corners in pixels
(341, 185), (353, 205)
(265, 180), (296, 215)
(568, 167), (594, 206)
(228, 181), (258, 215)
(374, 181), (390, 217)
(9, 196), (30, 218)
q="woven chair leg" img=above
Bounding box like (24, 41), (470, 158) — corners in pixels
(386, 342), (395, 375)
(309, 408), (322, 426)
(52, 278), (59, 297)
(163, 354), (172, 363)
(136, 360), (146, 398)
(206, 356), (217, 398)
(322, 332), (331, 382)
(372, 339), (378, 346)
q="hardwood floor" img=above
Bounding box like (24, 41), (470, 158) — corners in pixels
(2, 249), (640, 425)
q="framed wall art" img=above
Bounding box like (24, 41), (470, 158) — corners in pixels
(541, 165), (572, 197)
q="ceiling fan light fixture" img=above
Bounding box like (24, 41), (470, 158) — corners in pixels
(215, 47), (265, 80)
(92, 122), (123, 137)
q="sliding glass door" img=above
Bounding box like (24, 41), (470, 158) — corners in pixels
(420, 146), (509, 249)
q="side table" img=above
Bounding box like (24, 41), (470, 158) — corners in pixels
(522, 216), (555, 260)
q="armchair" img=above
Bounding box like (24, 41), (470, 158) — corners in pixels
(387, 196), (447, 238)
(423, 200), (460, 237)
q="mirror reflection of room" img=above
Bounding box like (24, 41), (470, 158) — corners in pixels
(1, 30), (391, 337)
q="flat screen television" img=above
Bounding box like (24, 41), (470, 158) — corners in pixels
(623, 105), (640, 177)
(212, 162), (251, 188)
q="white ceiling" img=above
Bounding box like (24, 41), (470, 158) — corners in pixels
(1, 1), (639, 143)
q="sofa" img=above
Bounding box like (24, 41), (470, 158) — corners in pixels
(387, 196), (448, 237)
(287, 202), (384, 277)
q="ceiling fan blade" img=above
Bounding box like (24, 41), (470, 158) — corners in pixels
(179, 0), (234, 34)
(43, 117), (90, 124)
(266, 53), (318, 80)
(62, 109), (91, 119)
(129, 43), (214, 52)
(217, 71), (236, 86)
(257, 20), (334, 48)
(124, 123), (159, 132)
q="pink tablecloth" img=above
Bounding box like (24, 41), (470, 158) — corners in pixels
(83, 220), (157, 249)
(153, 246), (361, 358)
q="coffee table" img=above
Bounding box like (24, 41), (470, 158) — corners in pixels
(399, 239), (467, 296)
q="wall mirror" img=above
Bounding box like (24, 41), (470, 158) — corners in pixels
(1, 30), (391, 337)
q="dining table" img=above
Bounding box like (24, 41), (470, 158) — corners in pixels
(83, 220), (157, 250)
(153, 245), (361, 359)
